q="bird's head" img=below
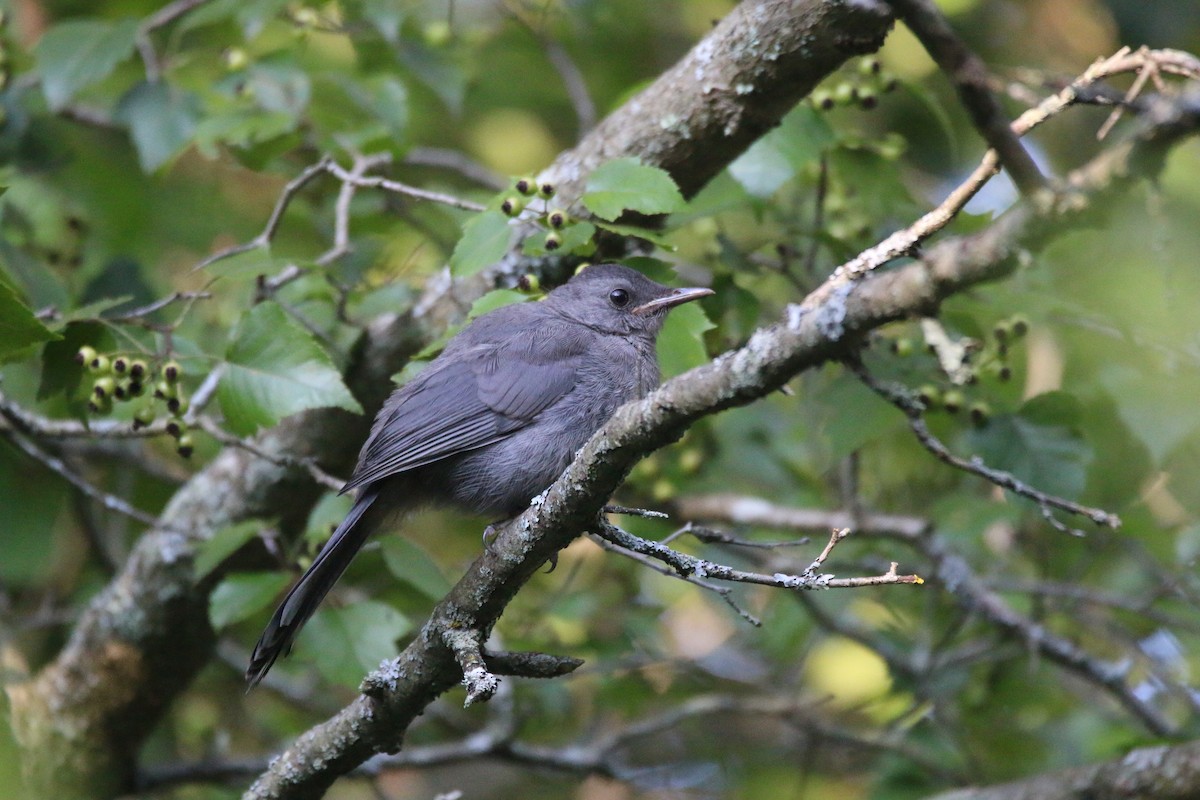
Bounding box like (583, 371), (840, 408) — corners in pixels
(544, 263), (713, 337)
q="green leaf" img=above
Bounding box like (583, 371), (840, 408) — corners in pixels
(582, 158), (685, 221)
(381, 537), (452, 600)
(219, 302), (362, 435)
(522, 222), (596, 257)
(34, 18), (140, 110)
(305, 492), (354, 544)
(656, 300), (714, 379)
(468, 288), (528, 318)
(450, 211), (512, 277)
(209, 571), (291, 629)
(201, 246), (289, 280)
(729, 105), (833, 197)
(294, 601), (411, 685)
(967, 391), (1093, 499)
(115, 81), (200, 172)
(194, 110), (297, 159)
(195, 520), (266, 580)
(0, 281), (58, 362)
(1100, 365), (1200, 466)
(593, 220), (676, 250)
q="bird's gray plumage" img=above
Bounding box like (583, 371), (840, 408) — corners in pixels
(246, 264), (711, 686)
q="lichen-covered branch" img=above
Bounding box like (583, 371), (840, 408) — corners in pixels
(244, 83), (1200, 800)
(7, 3), (898, 798)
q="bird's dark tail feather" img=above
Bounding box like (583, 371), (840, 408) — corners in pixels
(245, 486), (382, 688)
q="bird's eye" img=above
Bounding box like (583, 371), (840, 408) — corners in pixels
(609, 288), (630, 308)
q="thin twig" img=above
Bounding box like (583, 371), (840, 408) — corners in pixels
(0, 425), (160, 527)
(887, 0), (1047, 195)
(323, 162), (486, 212)
(594, 520), (922, 591)
(846, 358), (1121, 533)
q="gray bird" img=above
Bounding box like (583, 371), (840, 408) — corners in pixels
(247, 263), (712, 686)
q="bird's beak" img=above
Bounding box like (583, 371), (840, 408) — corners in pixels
(632, 286), (714, 315)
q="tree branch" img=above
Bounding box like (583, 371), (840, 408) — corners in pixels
(244, 79), (1200, 800)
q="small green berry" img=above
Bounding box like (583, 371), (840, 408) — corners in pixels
(543, 232), (563, 251)
(1011, 316), (1029, 338)
(537, 182), (556, 200)
(811, 89), (835, 111)
(88, 354), (111, 374)
(223, 47), (249, 71)
(129, 360), (148, 380)
(113, 381), (130, 401)
(859, 57), (881, 76)
(500, 196), (525, 216)
(166, 420), (185, 439)
(112, 356), (129, 374)
(942, 390), (964, 414)
(969, 402), (991, 427)
(162, 361), (182, 383)
(75, 346), (97, 366)
(547, 209), (568, 229)
(917, 385), (941, 409)
(87, 395), (113, 415)
(93, 377), (116, 399)
(154, 381), (177, 400)
(834, 82), (856, 105)
(993, 321), (1011, 342)
(127, 381), (145, 398)
(176, 434), (195, 459)
(891, 338), (914, 357)
(133, 405), (156, 430)
(517, 273), (541, 293)
(515, 177), (536, 196)
(857, 87), (878, 109)
(167, 395), (190, 417)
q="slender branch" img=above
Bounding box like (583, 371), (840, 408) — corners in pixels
(846, 357), (1121, 533)
(0, 425), (160, 528)
(675, 494), (930, 538)
(886, 0), (1047, 195)
(192, 158), (333, 273)
(322, 162), (486, 212)
(593, 520), (922, 591)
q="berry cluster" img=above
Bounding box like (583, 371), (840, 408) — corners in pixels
(810, 57), (899, 112)
(500, 178), (570, 252)
(890, 315), (1031, 427)
(75, 347), (194, 457)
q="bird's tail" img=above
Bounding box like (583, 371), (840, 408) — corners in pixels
(245, 486), (383, 688)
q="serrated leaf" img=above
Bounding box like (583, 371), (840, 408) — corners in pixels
(34, 18), (140, 110)
(450, 211), (512, 277)
(593, 220), (676, 250)
(218, 302), (362, 435)
(294, 601), (411, 685)
(967, 391), (1093, 499)
(582, 158), (685, 221)
(381, 537), (452, 600)
(115, 81), (200, 172)
(729, 105), (833, 197)
(0, 281), (58, 362)
(195, 520), (266, 580)
(209, 571), (291, 629)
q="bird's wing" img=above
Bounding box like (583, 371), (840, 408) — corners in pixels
(341, 333), (585, 493)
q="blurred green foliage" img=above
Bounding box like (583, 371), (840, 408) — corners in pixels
(1, 1), (1199, 799)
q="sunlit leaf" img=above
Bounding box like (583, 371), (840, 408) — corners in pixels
(450, 211), (512, 277)
(34, 18), (139, 110)
(218, 302), (362, 435)
(582, 158), (685, 221)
